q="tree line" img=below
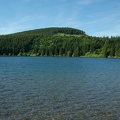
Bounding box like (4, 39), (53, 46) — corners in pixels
(0, 27), (120, 58)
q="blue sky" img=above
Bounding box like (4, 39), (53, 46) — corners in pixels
(0, 0), (120, 36)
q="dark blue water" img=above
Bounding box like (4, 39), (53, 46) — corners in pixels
(0, 57), (120, 120)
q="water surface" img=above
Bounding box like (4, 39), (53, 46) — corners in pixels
(0, 57), (120, 120)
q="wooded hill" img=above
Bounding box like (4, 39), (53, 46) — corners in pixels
(0, 27), (120, 58)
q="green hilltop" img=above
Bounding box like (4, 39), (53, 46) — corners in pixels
(0, 27), (120, 58)
(15, 27), (86, 35)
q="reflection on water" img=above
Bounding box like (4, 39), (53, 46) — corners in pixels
(0, 57), (120, 120)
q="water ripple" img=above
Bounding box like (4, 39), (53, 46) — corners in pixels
(0, 57), (120, 120)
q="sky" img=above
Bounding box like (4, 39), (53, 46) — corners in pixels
(0, 0), (120, 37)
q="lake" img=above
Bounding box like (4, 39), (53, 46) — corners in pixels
(0, 57), (120, 120)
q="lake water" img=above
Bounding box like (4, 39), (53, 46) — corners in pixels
(0, 57), (120, 120)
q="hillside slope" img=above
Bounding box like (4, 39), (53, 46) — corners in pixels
(0, 27), (120, 57)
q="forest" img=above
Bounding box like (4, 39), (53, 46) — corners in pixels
(0, 27), (120, 58)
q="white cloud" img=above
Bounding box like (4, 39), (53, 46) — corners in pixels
(0, 16), (32, 35)
(76, 0), (108, 5)
(0, 22), (5, 30)
(92, 29), (120, 37)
